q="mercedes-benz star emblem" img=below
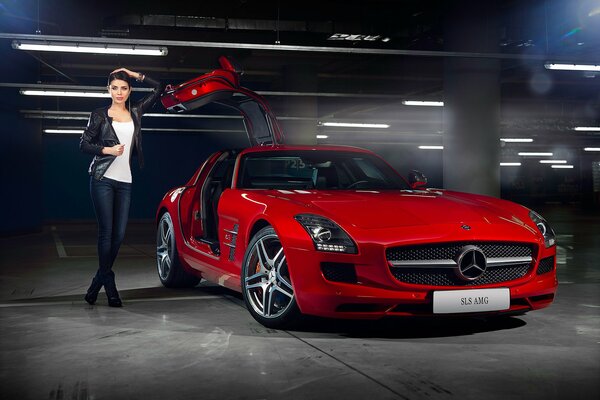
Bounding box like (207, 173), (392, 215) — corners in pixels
(455, 245), (487, 281)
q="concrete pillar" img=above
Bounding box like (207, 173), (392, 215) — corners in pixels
(443, 0), (501, 197)
(280, 64), (318, 145)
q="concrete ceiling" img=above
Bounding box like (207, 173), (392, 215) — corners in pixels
(1, 0), (599, 153)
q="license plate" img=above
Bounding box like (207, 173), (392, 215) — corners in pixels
(433, 288), (510, 314)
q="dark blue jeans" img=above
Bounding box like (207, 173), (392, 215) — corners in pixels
(90, 177), (132, 282)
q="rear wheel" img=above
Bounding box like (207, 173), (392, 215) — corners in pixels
(241, 226), (300, 328)
(157, 212), (200, 288)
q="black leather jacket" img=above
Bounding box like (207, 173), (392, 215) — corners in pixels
(79, 75), (163, 180)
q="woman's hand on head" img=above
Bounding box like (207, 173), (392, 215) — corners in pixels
(111, 67), (141, 80)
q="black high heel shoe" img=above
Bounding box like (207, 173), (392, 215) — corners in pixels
(84, 277), (103, 305)
(104, 272), (122, 307)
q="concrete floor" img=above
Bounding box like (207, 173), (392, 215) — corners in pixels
(0, 206), (598, 400)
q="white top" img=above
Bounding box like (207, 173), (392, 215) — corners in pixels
(104, 120), (134, 183)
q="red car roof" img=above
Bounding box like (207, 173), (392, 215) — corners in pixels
(238, 144), (375, 155)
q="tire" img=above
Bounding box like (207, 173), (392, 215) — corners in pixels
(241, 226), (300, 328)
(156, 212), (200, 288)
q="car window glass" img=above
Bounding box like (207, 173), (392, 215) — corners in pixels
(353, 157), (386, 181)
(239, 151), (408, 190)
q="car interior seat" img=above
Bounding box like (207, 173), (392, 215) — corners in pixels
(316, 166), (339, 189)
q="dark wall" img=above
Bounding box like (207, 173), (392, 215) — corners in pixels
(0, 49), (42, 235)
(367, 142), (593, 210)
(500, 156), (591, 208)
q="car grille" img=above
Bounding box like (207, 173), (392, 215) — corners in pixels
(386, 242), (535, 286)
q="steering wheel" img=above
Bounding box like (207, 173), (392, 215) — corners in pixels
(346, 180), (370, 189)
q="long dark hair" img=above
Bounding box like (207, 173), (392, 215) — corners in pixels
(107, 70), (132, 109)
(107, 70), (131, 87)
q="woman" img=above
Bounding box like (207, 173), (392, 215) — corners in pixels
(80, 67), (162, 307)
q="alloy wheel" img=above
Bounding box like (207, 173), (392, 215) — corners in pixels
(244, 233), (294, 319)
(157, 214), (173, 281)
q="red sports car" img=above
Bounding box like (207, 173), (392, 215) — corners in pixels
(156, 57), (558, 328)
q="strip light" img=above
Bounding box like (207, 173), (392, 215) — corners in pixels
(21, 110), (244, 120)
(418, 145), (444, 150)
(320, 122), (390, 128)
(584, 147), (600, 151)
(44, 129), (84, 134)
(43, 127), (245, 134)
(402, 101), (444, 107)
(551, 165), (574, 169)
(540, 160), (567, 164)
(21, 89), (110, 98)
(500, 138), (533, 143)
(518, 152), (553, 156)
(12, 40), (168, 56)
(316, 135), (329, 139)
(500, 162), (521, 166)
(544, 63), (600, 72)
(574, 127), (600, 131)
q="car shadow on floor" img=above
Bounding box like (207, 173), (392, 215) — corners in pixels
(291, 314), (527, 339)
(186, 284), (528, 339)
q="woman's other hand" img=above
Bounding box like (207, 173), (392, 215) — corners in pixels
(102, 144), (125, 156)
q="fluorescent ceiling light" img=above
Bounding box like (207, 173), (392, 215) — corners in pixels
(141, 128), (244, 133)
(402, 101), (444, 107)
(500, 162), (521, 166)
(44, 129), (84, 134)
(418, 145), (444, 150)
(320, 122), (390, 128)
(500, 138), (533, 143)
(21, 89), (110, 98)
(544, 63), (600, 71)
(12, 40), (167, 56)
(551, 165), (574, 169)
(584, 147), (600, 151)
(518, 152), (553, 156)
(20, 109), (245, 120)
(43, 127), (245, 134)
(574, 127), (600, 131)
(316, 135), (328, 139)
(539, 160), (567, 164)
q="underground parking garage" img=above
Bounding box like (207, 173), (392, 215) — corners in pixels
(0, 1), (599, 399)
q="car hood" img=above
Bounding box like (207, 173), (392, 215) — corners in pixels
(266, 189), (529, 230)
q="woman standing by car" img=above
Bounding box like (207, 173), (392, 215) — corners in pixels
(80, 67), (163, 307)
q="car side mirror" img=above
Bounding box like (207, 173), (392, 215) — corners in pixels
(408, 170), (427, 189)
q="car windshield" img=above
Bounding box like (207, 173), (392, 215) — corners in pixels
(238, 150), (409, 190)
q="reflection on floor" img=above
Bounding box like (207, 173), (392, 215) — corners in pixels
(0, 206), (598, 400)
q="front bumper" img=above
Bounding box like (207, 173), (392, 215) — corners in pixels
(285, 242), (558, 319)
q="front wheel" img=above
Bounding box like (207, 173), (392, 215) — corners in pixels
(156, 212), (200, 288)
(241, 226), (300, 328)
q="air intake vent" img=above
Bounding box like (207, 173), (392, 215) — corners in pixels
(537, 256), (555, 275)
(321, 262), (357, 283)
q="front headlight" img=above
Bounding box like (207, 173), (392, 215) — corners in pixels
(529, 210), (556, 248)
(294, 214), (357, 254)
